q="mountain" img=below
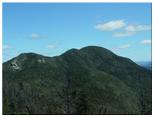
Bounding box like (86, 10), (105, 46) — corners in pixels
(136, 61), (152, 70)
(3, 46), (152, 115)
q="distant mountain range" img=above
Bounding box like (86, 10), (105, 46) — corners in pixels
(136, 61), (152, 70)
(3, 46), (152, 115)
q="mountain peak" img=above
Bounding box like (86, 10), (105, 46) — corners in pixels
(3, 45), (152, 114)
(80, 45), (105, 50)
(15, 52), (46, 63)
(79, 46), (116, 60)
(62, 48), (79, 56)
(18, 52), (42, 58)
(62, 46), (115, 58)
(4, 52), (47, 71)
(80, 46), (114, 54)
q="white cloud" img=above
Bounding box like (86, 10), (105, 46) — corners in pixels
(95, 19), (151, 38)
(114, 24), (151, 37)
(113, 44), (130, 51)
(31, 33), (40, 39)
(3, 45), (12, 50)
(125, 25), (151, 32)
(46, 44), (55, 49)
(95, 20), (125, 31)
(141, 39), (151, 45)
(113, 31), (134, 37)
(119, 44), (130, 49)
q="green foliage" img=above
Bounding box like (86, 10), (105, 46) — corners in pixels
(3, 46), (152, 115)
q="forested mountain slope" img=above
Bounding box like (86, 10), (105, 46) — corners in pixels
(3, 46), (152, 115)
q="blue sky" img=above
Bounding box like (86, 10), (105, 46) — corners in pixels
(3, 3), (151, 62)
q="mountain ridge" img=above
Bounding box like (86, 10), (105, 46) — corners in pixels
(136, 61), (152, 70)
(3, 46), (152, 115)
(4, 46), (148, 71)
(3, 46), (150, 70)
